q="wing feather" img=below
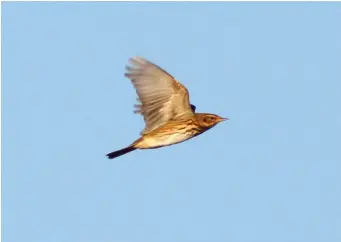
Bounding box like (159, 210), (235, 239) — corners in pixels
(125, 57), (193, 134)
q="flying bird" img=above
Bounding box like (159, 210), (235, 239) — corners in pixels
(106, 57), (228, 159)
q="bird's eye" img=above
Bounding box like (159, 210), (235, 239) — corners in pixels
(204, 116), (214, 123)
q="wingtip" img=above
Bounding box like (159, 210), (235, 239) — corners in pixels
(129, 56), (146, 64)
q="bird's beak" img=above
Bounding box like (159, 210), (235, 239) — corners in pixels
(219, 117), (229, 122)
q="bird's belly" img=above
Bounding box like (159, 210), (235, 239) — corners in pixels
(137, 132), (191, 149)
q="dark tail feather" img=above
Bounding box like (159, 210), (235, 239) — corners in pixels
(106, 146), (136, 159)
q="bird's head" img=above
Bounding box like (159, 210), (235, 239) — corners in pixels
(196, 113), (228, 128)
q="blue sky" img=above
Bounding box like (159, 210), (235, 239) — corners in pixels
(2, 2), (341, 242)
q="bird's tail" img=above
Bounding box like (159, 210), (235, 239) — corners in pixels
(106, 146), (136, 159)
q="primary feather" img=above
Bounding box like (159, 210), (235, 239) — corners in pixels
(125, 57), (194, 135)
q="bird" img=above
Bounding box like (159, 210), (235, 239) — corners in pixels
(106, 57), (228, 159)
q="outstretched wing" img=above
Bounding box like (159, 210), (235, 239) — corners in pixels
(125, 57), (194, 135)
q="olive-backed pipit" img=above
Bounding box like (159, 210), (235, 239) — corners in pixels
(106, 57), (228, 159)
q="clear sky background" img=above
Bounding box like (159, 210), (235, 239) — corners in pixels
(2, 2), (341, 242)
